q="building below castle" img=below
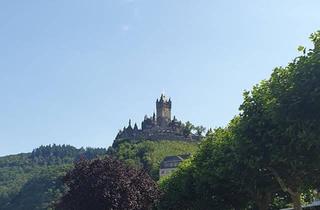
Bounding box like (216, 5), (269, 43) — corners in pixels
(115, 94), (200, 142)
(159, 154), (190, 177)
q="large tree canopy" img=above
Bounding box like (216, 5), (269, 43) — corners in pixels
(55, 157), (161, 210)
(160, 120), (280, 210)
(238, 31), (320, 209)
(159, 31), (320, 210)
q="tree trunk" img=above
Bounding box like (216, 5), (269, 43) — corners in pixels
(256, 191), (271, 210)
(256, 200), (269, 210)
(290, 192), (302, 210)
(267, 167), (302, 210)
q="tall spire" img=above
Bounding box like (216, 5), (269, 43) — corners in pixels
(159, 93), (169, 102)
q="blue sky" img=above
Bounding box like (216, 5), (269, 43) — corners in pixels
(0, 0), (319, 156)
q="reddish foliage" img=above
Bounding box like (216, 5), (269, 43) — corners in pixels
(55, 156), (161, 210)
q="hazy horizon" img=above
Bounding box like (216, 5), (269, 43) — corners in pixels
(1, 0), (320, 156)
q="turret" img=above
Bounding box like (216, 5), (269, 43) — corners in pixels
(152, 112), (156, 122)
(127, 119), (132, 130)
(134, 123), (138, 130)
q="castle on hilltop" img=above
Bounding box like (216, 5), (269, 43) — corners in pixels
(115, 94), (200, 142)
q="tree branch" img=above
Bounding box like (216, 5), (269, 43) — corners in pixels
(267, 167), (295, 195)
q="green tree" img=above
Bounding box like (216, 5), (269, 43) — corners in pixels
(160, 122), (252, 210)
(194, 126), (206, 136)
(158, 159), (198, 210)
(238, 31), (320, 209)
(191, 124), (251, 210)
(183, 121), (195, 137)
(159, 31), (320, 210)
(192, 119), (285, 210)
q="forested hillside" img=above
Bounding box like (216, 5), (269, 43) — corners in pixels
(0, 145), (107, 210)
(0, 140), (198, 209)
(108, 140), (199, 179)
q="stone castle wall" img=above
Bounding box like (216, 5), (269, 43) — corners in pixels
(115, 94), (201, 142)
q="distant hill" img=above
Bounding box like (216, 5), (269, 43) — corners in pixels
(0, 144), (107, 210)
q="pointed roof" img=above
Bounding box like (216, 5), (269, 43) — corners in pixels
(127, 119), (132, 129)
(159, 93), (170, 102)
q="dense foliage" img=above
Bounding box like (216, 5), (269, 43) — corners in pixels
(159, 123), (253, 210)
(0, 144), (107, 210)
(159, 31), (320, 210)
(237, 30), (320, 209)
(159, 121), (290, 210)
(56, 157), (161, 210)
(0, 140), (197, 209)
(108, 140), (199, 179)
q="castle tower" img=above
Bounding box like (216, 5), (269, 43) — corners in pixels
(156, 94), (172, 127)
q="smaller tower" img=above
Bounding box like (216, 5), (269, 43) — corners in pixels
(152, 112), (156, 122)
